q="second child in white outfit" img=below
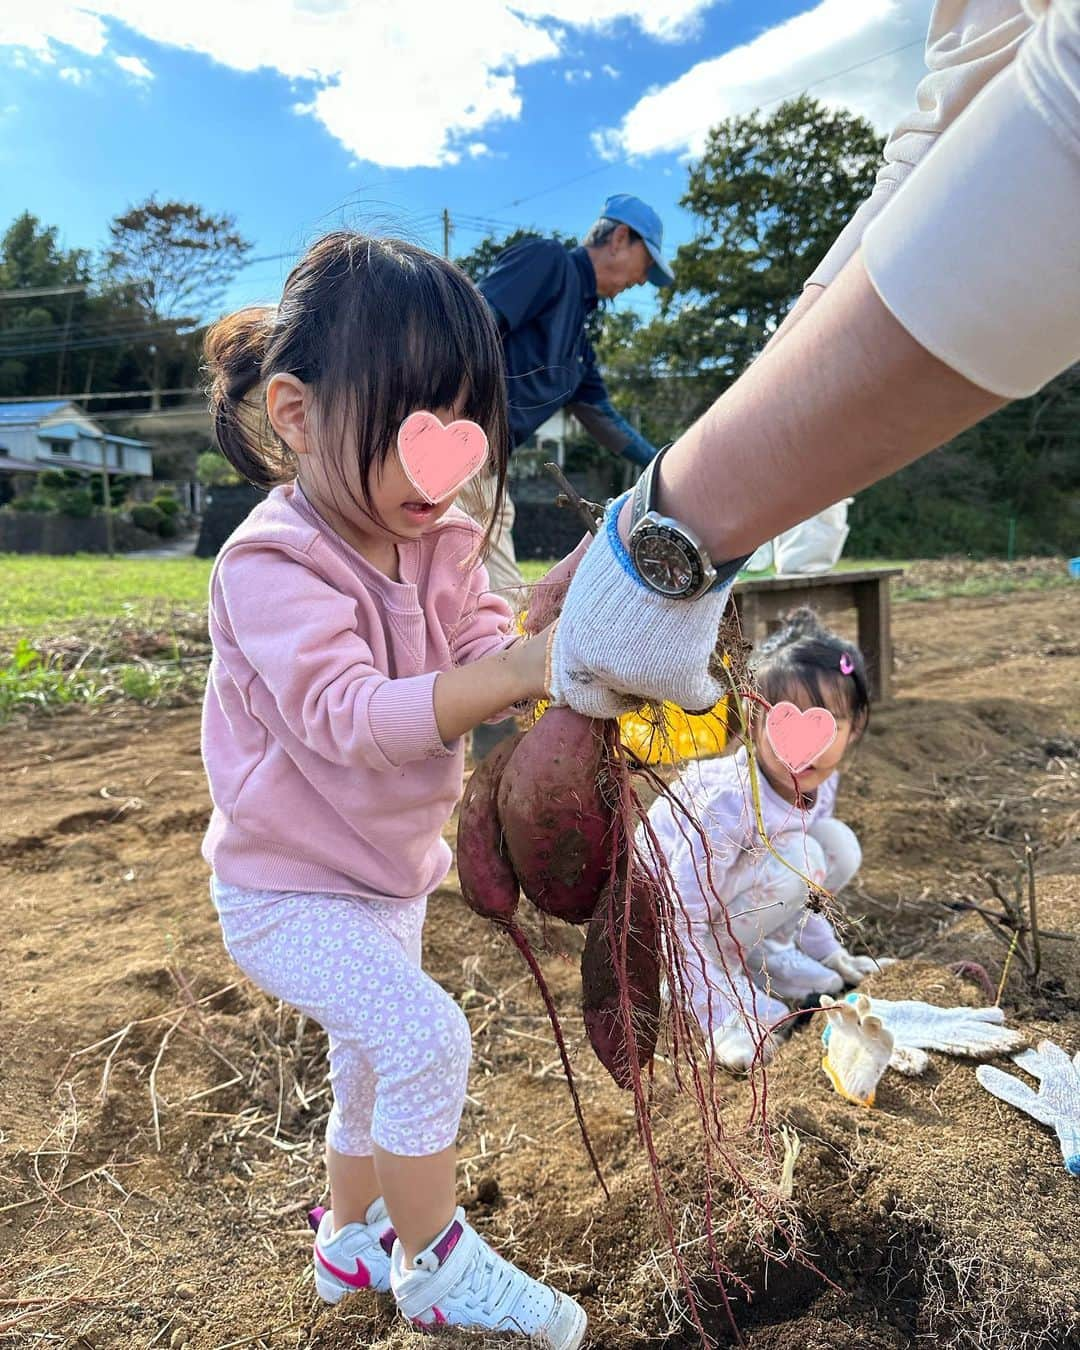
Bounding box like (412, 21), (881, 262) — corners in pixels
(648, 610), (887, 1070)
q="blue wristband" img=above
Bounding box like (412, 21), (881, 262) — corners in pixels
(604, 491), (651, 591)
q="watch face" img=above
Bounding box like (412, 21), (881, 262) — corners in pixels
(630, 524), (705, 597)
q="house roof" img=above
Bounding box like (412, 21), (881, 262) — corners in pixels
(0, 454), (45, 473)
(0, 399), (73, 426)
(0, 401), (149, 450)
(38, 422), (83, 442)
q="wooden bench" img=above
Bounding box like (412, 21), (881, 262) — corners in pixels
(730, 568), (903, 702)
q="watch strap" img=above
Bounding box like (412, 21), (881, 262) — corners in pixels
(630, 442), (671, 533)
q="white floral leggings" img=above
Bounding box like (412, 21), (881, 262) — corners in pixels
(210, 879), (472, 1158)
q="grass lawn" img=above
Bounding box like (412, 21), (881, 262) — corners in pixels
(0, 554), (213, 635)
(0, 550), (1072, 722)
(4, 551), (1075, 640)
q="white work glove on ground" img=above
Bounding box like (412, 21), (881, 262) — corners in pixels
(822, 949), (897, 986)
(547, 495), (734, 719)
(977, 1041), (1080, 1177)
(820, 994), (895, 1108)
(820, 993), (1027, 1107)
(861, 995), (1027, 1076)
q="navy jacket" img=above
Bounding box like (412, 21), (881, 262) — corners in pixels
(478, 240), (657, 465)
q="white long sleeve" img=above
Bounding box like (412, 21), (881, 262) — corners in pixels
(808, 1), (1036, 288)
(863, 0), (1080, 397)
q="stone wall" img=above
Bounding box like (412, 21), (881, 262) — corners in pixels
(195, 484), (268, 558)
(191, 473), (605, 561)
(0, 513), (163, 555)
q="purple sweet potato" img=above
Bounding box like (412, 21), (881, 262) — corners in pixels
(456, 732), (607, 1189)
(581, 865), (662, 1090)
(497, 708), (614, 924)
(456, 735), (521, 922)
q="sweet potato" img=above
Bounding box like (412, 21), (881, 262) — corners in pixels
(456, 735), (521, 923)
(497, 708), (613, 924)
(581, 865), (662, 1090)
(457, 732), (607, 1190)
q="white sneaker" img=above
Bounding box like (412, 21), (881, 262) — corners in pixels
(757, 939), (844, 1001)
(310, 1199), (396, 1301)
(391, 1208), (586, 1349)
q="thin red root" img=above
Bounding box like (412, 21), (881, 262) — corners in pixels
(503, 920), (609, 1197)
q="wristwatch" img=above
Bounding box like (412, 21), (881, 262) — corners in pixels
(627, 445), (750, 599)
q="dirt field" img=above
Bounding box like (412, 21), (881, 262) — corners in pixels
(2, 581), (1078, 1349)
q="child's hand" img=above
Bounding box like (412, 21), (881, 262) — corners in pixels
(522, 537), (590, 637)
(514, 624), (557, 701)
(822, 948), (896, 986)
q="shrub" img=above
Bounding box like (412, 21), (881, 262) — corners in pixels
(54, 488), (94, 518)
(152, 494), (181, 517)
(130, 503), (165, 534)
(157, 515), (179, 539)
(8, 494), (53, 513)
(197, 449), (241, 487)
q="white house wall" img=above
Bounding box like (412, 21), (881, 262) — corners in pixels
(20, 406), (153, 477)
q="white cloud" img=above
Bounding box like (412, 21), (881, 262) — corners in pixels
(467, 141), (492, 157)
(58, 65), (88, 83)
(115, 53), (153, 79)
(564, 67), (592, 83)
(517, 0), (716, 43)
(601, 63), (620, 78)
(0, 0), (727, 168)
(595, 0), (934, 161)
(0, 5), (107, 60)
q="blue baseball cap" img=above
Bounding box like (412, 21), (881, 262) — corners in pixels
(601, 193), (674, 288)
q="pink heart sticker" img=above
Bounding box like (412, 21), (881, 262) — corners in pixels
(397, 410), (488, 505)
(764, 702), (838, 775)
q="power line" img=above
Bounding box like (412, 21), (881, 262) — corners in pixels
(0, 321), (198, 359)
(0, 283), (87, 301)
(500, 36), (925, 210)
(0, 386), (202, 405)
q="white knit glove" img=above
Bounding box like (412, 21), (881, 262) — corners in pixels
(548, 495), (733, 719)
(856, 995), (1026, 1076)
(977, 1041), (1080, 1177)
(822, 949), (896, 986)
(820, 994), (894, 1108)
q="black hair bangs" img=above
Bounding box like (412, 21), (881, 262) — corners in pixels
(310, 236), (508, 502)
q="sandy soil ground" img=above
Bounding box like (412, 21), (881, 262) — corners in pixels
(2, 582), (1078, 1349)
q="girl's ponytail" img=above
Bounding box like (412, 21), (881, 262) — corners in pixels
(203, 307), (296, 489)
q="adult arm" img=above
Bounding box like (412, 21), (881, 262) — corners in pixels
(763, 1), (1033, 356)
(549, 2), (1080, 715)
(566, 340), (660, 465)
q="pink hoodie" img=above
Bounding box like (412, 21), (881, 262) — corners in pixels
(201, 482), (516, 902)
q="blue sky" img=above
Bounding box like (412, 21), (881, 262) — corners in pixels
(0, 1), (932, 322)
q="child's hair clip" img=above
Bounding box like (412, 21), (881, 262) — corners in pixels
(839, 653), (855, 676)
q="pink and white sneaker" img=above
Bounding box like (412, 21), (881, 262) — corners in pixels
(310, 1199), (396, 1302)
(390, 1208), (586, 1349)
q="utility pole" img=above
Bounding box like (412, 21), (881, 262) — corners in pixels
(100, 439), (114, 558)
(55, 289), (76, 394)
(442, 209), (452, 259)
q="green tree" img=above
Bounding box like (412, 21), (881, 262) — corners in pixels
(668, 96), (881, 395)
(104, 196), (252, 405)
(454, 228), (577, 285)
(0, 213), (93, 397)
(593, 97), (881, 444)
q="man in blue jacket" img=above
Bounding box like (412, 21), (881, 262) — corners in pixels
(460, 194), (672, 585)
(460, 193), (673, 756)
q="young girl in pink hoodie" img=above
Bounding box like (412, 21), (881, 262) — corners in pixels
(201, 231), (584, 1349)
